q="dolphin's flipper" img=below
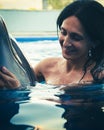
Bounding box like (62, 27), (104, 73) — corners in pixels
(0, 16), (36, 88)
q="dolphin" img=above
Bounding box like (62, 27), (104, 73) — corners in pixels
(0, 16), (36, 88)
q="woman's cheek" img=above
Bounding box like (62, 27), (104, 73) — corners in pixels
(59, 39), (64, 47)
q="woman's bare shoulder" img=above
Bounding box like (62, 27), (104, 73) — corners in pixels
(34, 57), (62, 70)
(38, 57), (62, 64)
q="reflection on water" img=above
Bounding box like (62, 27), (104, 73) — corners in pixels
(0, 83), (104, 130)
(0, 41), (104, 130)
(60, 83), (104, 130)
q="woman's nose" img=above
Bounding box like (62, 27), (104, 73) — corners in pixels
(63, 35), (72, 46)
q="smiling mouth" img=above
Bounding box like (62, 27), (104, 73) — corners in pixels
(63, 46), (77, 54)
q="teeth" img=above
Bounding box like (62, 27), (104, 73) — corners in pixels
(68, 44), (72, 46)
(63, 46), (75, 52)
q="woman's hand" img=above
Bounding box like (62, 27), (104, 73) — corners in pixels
(0, 66), (20, 89)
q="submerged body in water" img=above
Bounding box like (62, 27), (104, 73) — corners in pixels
(0, 83), (104, 130)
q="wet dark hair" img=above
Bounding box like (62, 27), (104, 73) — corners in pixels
(57, 0), (104, 82)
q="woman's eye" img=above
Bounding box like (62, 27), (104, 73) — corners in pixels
(60, 29), (67, 36)
(70, 33), (84, 41)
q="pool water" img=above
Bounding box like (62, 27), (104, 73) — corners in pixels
(0, 39), (104, 130)
(18, 40), (61, 66)
(1, 83), (104, 130)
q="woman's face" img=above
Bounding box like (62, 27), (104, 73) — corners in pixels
(58, 16), (91, 61)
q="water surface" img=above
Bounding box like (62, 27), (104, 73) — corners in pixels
(0, 40), (104, 130)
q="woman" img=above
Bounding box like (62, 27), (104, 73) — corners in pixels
(0, 0), (104, 89)
(34, 1), (104, 84)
